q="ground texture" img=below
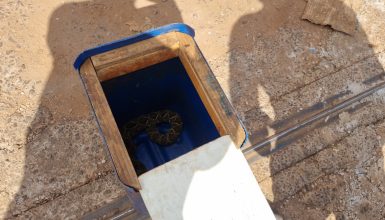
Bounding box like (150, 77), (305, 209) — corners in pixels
(1, 0), (385, 219)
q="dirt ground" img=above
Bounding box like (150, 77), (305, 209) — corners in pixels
(1, 0), (385, 219)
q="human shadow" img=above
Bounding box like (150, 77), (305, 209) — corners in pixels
(230, 0), (385, 219)
(5, 0), (184, 218)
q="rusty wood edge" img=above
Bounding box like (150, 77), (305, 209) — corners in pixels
(175, 32), (246, 148)
(79, 58), (141, 190)
(92, 32), (179, 82)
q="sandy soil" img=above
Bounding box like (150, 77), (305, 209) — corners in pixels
(1, 0), (385, 219)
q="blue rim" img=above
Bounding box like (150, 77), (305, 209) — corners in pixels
(73, 23), (195, 70)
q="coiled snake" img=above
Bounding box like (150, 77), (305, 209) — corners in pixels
(121, 110), (183, 174)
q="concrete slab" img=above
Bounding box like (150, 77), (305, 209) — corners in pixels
(1, 0), (385, 219)
(15, 173), (129, 219)
(270, 119), (385, 219)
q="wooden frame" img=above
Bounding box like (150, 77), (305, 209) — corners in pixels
(78, 31), (246, 190)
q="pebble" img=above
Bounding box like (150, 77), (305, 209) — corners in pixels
(308, 47), (317, 54)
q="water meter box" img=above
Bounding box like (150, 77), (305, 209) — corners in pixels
(74, 24), (247, 190)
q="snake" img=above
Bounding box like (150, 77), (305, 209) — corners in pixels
(121, 110), (183, 174)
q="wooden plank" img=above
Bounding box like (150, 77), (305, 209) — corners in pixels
(79, 59), (141, 190)
(92, 32), (179, 82)
(176, 32), (246, 148)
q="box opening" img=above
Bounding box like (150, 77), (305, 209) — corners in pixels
(101, 58), (220, 175)
(77, 30), (246, 189)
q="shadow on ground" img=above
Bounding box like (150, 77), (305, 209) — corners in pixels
(6, 0), (184, 218)
(6, 0), (385, 219)
(229, 0), (385, 218)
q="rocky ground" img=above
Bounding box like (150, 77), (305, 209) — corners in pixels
(1, 0), (385, 219)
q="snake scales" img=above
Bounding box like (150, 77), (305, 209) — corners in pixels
(121, 110), (183, 174)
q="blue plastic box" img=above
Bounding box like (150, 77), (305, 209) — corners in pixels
(74, 23), (247, 189)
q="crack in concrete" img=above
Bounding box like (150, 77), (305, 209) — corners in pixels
(11, 170), (115, 218)
(267, 116), (385, 203)
(244, 50), (385, 115)
(256, 100), (385, 183)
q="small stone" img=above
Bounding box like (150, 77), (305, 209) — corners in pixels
(308, 47), (317, 54)
(302, 0), (356, 35)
